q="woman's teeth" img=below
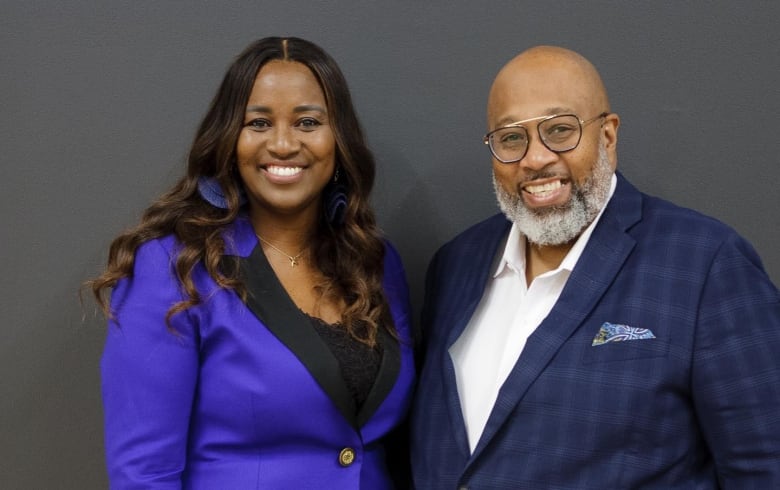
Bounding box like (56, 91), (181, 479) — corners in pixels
(267, 166), (303, 176)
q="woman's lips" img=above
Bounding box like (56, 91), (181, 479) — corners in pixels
(265, 164), (303, 177)
(262, 164), (305, 183)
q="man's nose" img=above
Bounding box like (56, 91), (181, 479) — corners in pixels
(519, 136), (557, 171)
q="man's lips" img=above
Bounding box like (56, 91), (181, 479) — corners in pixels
(517, 176), (573, 208)
(522, 178), (569, 197)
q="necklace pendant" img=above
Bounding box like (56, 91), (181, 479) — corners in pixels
(290, 257), (298, 267)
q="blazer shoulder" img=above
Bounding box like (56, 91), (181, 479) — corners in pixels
(637, 191), (748, 249)
(613, 174), (744, 249)
(382, 239), (410, 299)
(436, 213), (510, 260)
(618, 181), (771, 280)
(130, 234), (180, 277)
(424, 213), (510, 298)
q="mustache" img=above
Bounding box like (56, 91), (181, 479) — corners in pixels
(517, 170), (571, 187)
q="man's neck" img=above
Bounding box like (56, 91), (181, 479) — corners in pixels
(524, 239), (574, 285)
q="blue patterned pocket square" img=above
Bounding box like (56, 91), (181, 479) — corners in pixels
(592, 322), (656, 346)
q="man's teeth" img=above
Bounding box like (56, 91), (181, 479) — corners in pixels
(526, 180), (562, 195)
(267, 166), (303, 176)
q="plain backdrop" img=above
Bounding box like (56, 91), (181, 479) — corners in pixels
(2, 2), (778, 487)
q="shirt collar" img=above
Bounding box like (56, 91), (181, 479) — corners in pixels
(495, 172), (617, 278)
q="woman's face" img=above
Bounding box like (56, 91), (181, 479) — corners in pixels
(236, 60), (336, 221)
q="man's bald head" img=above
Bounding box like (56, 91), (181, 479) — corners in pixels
(486, 46), (620, 247)
(488, 46), (610, 125)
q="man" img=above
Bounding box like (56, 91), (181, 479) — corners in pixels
(410, 46), (780, 489)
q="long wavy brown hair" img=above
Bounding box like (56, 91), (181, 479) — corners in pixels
(89, 37), (393, 346)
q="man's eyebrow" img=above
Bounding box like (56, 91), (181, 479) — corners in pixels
(494, 107), (575, 127)
(545, 106), (572, 115)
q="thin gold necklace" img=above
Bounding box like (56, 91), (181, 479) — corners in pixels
(255, 234), (308, 267)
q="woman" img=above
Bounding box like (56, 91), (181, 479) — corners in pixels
(91, 37), (414, 489)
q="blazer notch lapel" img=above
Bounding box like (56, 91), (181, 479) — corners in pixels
(356, 326), (401, 427)
(433, 216), (512, 459)
(443, 217), (512, 349)
(469, 183), (641, 459)
(433, 216), (513, 461)
(239, 245), (359, 428)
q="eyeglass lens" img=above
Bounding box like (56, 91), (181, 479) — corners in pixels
(489, 114), (582, 163)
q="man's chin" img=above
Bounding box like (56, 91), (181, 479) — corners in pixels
(523, 202), (572, 218)
(515, 217), (582, 247)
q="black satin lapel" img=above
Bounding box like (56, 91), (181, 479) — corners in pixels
(238, 244), (358, 428)
(356, 326), (401, 427)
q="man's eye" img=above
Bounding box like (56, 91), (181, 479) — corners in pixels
(499, 131), (526, 146)
(545, 124), (576, 139)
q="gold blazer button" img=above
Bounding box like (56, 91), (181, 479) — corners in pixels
(339, 447), (356, 467)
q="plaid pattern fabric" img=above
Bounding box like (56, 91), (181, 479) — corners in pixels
(410, 172), (780, 489)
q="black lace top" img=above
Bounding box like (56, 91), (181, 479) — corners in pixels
(307, 314), (383, 412)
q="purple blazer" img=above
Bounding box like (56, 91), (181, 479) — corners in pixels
(101, 216), (415, 489)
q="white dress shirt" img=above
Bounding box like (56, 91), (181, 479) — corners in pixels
(449, 174), (616, 453)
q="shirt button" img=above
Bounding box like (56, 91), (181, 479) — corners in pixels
(338, 447), (356, 467)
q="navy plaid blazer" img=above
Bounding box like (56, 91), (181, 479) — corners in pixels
(410, 172), (780, 489)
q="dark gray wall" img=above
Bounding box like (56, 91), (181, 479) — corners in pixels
(3, 2), (778, 488)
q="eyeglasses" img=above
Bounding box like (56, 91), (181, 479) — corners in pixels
(483, 112), (609, 164)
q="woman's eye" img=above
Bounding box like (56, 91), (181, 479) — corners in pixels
(297, 117), (322, 130)
(246, 119), (271, 130)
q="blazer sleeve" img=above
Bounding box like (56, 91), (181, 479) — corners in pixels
(100, 238), (199, 489)
(692, 232), (780, 487)
(382, 239), (413, 343)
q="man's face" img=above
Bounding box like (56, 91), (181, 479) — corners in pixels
(493, 142), (613, 246)
(487, 54), (618, 246)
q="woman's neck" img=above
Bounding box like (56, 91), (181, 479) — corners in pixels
(249, 207), (318, 249)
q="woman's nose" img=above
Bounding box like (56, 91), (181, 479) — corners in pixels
(266, 127), (300, 156)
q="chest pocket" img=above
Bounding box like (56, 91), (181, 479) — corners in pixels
(581, 322), (670, 364)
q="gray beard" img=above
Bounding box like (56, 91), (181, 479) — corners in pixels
(493, 144), (613, 247)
